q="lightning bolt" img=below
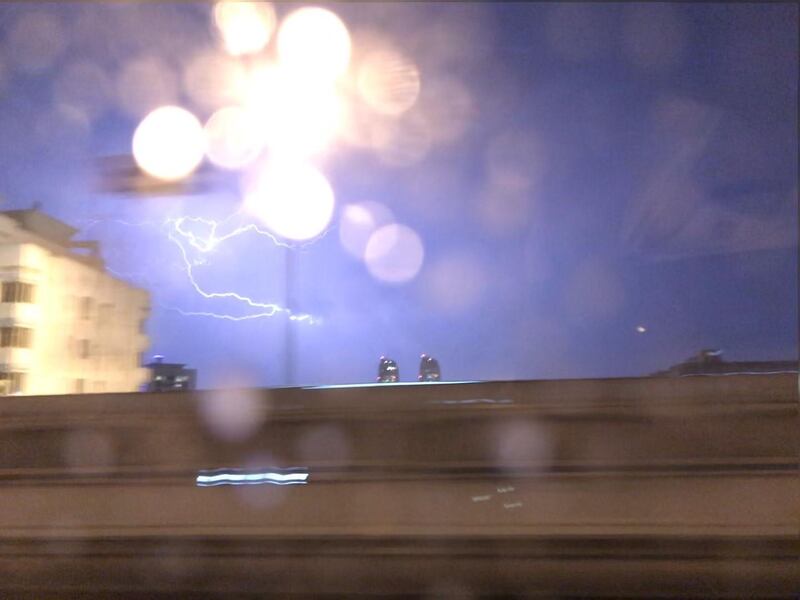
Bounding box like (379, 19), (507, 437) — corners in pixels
(80, 213), (324, 323)
(165, 215), (319, 324)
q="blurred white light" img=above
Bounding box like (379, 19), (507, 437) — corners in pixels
(357, 49), (421, 116)
(338, 201), (395, 260)
(365, 224), (424, 284)
(277, 7), (351, 82)
(245, 161), (335, 241)
(132, 106), (205, 182)
(214, 1), (276, 57)
(636, 325), (647, 333)
(244, 64), (345, 158)
(204, 106), (263, 170)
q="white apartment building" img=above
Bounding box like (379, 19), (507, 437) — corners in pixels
(0, 208), (150, 395)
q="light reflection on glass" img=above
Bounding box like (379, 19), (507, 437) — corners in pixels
(196, 468), (309, 487)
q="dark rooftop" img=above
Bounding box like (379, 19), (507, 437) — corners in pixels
(3, 208), (78, 246)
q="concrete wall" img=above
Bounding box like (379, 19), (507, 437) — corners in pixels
(0, 374), (797, 596)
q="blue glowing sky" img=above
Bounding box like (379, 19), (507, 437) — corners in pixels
(0, 3), (796, 387)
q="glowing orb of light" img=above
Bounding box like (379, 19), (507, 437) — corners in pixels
(244, 65), (345, 158)
(364, 224), (424, 284)
(244, 161), (335, 241)
(214, 1), (276, 57)
(338, 201), (394, 260)
(204, 106), (263, 170)
(277, 7), (351, 82)
(132, 106), (205, 182)
(357, 50), (421, 116)
(636, 325), (647, 333)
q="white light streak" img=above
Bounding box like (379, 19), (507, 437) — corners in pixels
(197, 468), (309, 486)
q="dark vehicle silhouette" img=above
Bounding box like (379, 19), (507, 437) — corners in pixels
(377, 356), (399, 382)
(418, 354), (441, 381)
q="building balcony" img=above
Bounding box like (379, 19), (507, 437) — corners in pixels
(0, 302), (41, 325)
(0, 346), (32, 370)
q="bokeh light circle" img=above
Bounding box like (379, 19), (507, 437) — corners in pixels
(249, 71), (345, 158)
(204, 106), (263, 170)
(365, 224), (424, 284)
(214, 1), (276, 57)
(245, 161), (335, 241)
(183, 52), (247, 111)
(338, 201), (395, 260)
(357, 50), (421, 116)
(132, 106), (205, 181)
(277, 7), (351, 82)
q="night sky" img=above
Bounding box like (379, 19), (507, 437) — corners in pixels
(0, 2), (796, 388)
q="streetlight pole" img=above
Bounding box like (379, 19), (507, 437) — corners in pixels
(284, 244), (296, 386)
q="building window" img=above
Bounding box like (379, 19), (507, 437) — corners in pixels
(79, 339), (90, 359)
(0, 372), (25, 394)
(0, 327), (32, 348)
(75, 379), (85, 394)
(1, 281), (34, 303)
(80, 296), (92, 320)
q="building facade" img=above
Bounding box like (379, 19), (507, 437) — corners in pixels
(0, 208), (150, 395)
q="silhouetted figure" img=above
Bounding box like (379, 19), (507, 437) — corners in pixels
(418, 354), (441, 381)
(377, 356), (399, 383)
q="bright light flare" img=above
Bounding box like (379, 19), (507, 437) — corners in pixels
(132, 106), (205, 182)
(204, 106), (263, 170)
(244, 65), (345, 158)
(245, 161), (335, 241)
(365, 224), (424, 284)
(214, 1), (276, 57)
(277, 7), (351, 82)
(357, 49), (421, 116)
